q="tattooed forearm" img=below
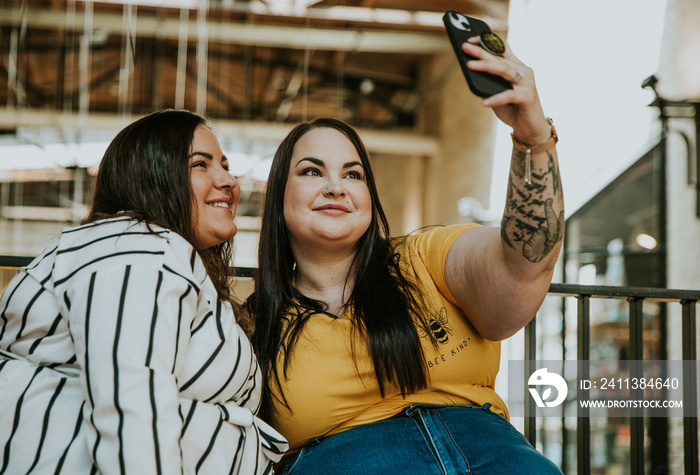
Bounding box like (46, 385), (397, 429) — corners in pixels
(502, 149), (564, 262)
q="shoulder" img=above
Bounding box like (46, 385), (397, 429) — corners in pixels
(391, 224), (479, 303)
(394, 224), (479, 262)
(52, 217), (205, 289)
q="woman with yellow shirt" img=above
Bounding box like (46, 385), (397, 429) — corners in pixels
(249, 36), (563, 474)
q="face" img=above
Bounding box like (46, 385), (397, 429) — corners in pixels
(189, 124), (240, 249)
(284, 127), (372, 253)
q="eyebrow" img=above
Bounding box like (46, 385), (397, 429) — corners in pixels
(188, 151), (229, 162)
(296, 157), (363, 169)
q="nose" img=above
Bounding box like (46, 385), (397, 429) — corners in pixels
(214, 167), (240, 202)
(215, 167), (237, 189)
(323, 177), (346, 197)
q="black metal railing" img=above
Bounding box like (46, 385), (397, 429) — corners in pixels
(531, 284), (700, 475)
(1, 256), (698, 474)
(0, 255), (34, 269)
(0, 255), (257, 278)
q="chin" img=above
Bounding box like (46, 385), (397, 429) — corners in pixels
(220, 226), (238, 242)
(199, 228), (237, 249)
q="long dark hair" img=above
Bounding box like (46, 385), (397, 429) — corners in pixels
(84, 109), (234, 300)
(250, 117), (434, 418)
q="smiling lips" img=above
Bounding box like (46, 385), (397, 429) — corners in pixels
(315, 204), (350, 214)
(208, 199), (231, 211)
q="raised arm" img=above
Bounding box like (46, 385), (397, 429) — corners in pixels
(445, 37), (563, 341)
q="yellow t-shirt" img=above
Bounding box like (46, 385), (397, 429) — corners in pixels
(270, 224), (508, 453)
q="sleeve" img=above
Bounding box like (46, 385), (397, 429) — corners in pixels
(178, 400), (288, 474)
(410, 224), (479, 305)
(61, 262), (287, 474)
(63, 264), (192, 474)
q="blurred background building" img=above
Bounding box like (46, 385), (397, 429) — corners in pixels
(1, 0), (699, 473)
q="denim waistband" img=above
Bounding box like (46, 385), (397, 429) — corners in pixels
(277, 401), (562, 475)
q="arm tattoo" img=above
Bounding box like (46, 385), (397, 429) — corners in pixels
(502, 149), (564, 262)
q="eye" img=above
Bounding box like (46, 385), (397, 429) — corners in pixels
(345, 170), (364, 180)
(222, 161), (230, 172)
(301, 167), (322, 177)
(190, 160), (206, 169)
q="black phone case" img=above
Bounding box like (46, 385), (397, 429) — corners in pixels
(442, 11), (511, 98)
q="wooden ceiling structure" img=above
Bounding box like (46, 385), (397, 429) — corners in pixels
(0, 0), (509, 148)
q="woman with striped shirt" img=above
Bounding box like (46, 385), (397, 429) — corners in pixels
(0, 110), (287, 474)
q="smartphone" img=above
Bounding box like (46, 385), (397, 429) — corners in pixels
(442, 11), (511, 98)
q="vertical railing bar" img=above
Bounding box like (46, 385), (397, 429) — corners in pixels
(628, 297), (645, 475)
(524, 315), (537, 447)
(560, 295), (568, 475)
(682, 299), (699, 475)
(628, 297), (645, 360)
(577, 294), (590, 475)
(576, 295), (590, 358)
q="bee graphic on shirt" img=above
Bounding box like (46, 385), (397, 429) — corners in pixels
(418, 307), (454, 345)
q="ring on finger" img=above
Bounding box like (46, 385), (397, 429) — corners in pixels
(511, 69), (525, 85)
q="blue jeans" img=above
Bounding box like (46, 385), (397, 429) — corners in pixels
(278, 403), (562, 474)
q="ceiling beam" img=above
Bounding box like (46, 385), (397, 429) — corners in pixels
(0, 108), (439, 157)
(1, 205), (84, 222)
(0, 6), (453, 54)
(0, 3), (508, 31)
(0, 168), (75, 184)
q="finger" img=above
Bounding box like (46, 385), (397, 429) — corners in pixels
(482, 88), (518, 108)
(462, 42), (524, 79)
(466, 54), (530, 85)
(510, 69), (527, 85)
(461, 40), (491, 60)
(484, 80), (539, 109)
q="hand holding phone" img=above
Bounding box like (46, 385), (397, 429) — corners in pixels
(442, 11), (512, 98)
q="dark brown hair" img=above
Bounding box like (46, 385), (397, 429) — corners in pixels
(84, 109), (234, 300)
(250, 117), (434, 418)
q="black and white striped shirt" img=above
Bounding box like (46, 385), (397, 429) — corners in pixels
(0, 217), (287, 474)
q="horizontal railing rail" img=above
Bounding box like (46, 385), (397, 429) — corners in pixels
(0, 255), (34, 269)
(0, 255), (256, 277)
(548, 283), (700, 302)
(1, 257), (698, 474)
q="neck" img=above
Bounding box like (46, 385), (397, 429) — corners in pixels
(292, 245), (357, 317)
